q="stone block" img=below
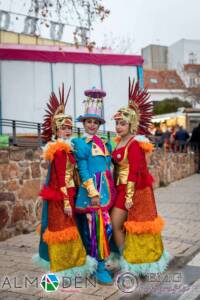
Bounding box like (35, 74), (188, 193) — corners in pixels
(0, 205), (9, 229)
(0, 192), (15, 202)
(0, 150), (9, 164)
(10, 149), (25, 161)
(12, 205), (29, 223)
(31, 162), (41, 178)
(25, 149), (34, 161)
(18, 180), (40, 201)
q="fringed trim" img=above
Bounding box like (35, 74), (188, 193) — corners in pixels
(43, 140), (71, 161)
(138, 141), (154, 153)
(124, 216), (165, 234)
(32, 254), (97, 278)
(39, 185), (64, 202)
(36, 223), (41, 235)
(32, 254), (50, 270)
(134, 135), (154, 153)
(56, 255), (97, 278)
(43, 226), (79, 244)
(112, 136), (121, 144)
(120, 250), (170, 275)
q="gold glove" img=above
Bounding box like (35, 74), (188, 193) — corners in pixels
(125, 181), (135, 208)
(83, 178), (100, 198)
(64, 198), (71, 209)
(60, 187), (71, 209)
(60, 186), (68, 197)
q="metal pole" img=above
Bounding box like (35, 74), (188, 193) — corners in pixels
(137, 66), (144, 89)
(37, 123), (42, 146)
(72, 64), (77, 125)
(50, 63), (54, 92)
(12, 120), (16, 145)
(99, 65), (106, 133)
(0, 62), (2, 135)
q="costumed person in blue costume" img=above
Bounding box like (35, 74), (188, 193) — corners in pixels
(33, 84), (97, 277)
(111, 78), (170, 276)
(72, 88), (116, 285)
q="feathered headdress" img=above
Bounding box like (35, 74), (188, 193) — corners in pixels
(42, 83), (72, 142)
(114, 78), (153, 134)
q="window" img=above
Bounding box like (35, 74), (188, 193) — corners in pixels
(188, 52), (197, 64)
(169, 78), (176, 84)
(189, 77), (196, 87)
(150, 78), (158, 84)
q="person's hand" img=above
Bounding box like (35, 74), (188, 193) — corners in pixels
(64, 206), (73, 217)
(125, 200), (133, 210)
(91, 196), (100, 206)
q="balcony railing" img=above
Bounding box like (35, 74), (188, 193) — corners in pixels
(0, 118), (115, 147)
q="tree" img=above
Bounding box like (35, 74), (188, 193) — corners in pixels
(26, 0), (110, 50)
(184, 87), (200, 107)
(153, 98), (192, 115)
(102, 32), (136, 54)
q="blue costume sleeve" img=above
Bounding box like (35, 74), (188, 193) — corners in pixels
(72, 138), (91, 183)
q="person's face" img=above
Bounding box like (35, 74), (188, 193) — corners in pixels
(115, 119), (130, 137)
(57, 124), (72, 139)
(83, 118), (100, 135)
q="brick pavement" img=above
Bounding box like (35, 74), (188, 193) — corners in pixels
(0, 174), (200, 300)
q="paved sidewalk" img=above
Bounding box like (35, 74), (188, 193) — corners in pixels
(0, 174), (200, 300)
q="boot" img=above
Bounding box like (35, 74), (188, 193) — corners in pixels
(95, 261), (113, 285)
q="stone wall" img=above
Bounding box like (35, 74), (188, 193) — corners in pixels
(0, 147), (198, 241)
(0, 147), (47, 241)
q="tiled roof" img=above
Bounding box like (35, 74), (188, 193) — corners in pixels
(184, 64), (200, 71)
(144, 70), (186, 89)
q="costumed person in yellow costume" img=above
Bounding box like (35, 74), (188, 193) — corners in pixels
(33, 84), (97, 277)
(111, 78), (169, 275)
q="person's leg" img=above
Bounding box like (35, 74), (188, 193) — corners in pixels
(198, 146), (200, 173)
(75, 213), (91, 255)
(111, 207), (128, 253)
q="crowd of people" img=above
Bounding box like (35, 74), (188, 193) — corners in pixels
(149, 123), (197, 152)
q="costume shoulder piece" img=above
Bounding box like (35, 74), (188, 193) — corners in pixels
(71, 137), (90, 159)
(43, 140), (71, 161)
(134, 135), (154, 153)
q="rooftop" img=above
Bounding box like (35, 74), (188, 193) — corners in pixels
(144, 69), (186, 90)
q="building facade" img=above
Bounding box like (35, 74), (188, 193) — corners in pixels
(142, 44), (168, 70)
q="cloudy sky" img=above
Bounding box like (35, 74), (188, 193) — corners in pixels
(92, 0), (200, 53)
(1, 0), (200, 54)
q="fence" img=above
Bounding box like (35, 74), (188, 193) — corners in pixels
(0, 118), (116, 147)
(0, 119), (199, 154)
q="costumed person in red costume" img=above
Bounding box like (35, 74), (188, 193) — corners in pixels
(33, 84), (97, 277)
(111, 78), (169, 275)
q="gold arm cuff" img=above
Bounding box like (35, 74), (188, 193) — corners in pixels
(125, 181), (135, 204)
(60, 186), (68, 198)
(82, 178), (100, 198)
(64, 199), (71, 209)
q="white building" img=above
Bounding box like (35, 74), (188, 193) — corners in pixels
(168, 39), (200, 71)
(168, 39), (200, 91)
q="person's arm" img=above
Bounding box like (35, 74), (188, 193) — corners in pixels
(125, 141), (143, 209)
(54, 149), (71, 212)
(73, 139), (99, 198)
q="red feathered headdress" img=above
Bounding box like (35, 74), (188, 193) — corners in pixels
(42, 83), (72, 142)
(128, 78), (153, 134)
(114, 78), (153, 135)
